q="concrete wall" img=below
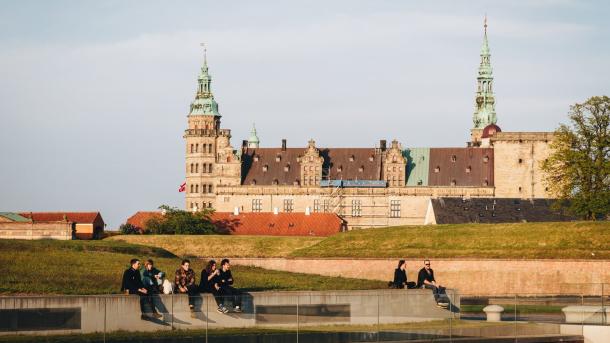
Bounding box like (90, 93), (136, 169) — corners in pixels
(0, 290), (457, 335)
(0, 221), (72, 240)
(227, 258), (610, 296)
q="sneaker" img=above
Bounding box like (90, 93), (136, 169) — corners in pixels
(221, 305), (229, 313)
(216, 306), (225, 313)
(152, 312), (163, 318)
(234, 306), (242, 313)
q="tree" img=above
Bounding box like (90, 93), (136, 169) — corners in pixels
(119, 223), (140, 235)
(145, 205), (217, 234)
(541, 96), (610, 220)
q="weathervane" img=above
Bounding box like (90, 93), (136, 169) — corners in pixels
(484, 14), (488, 35)
(200, 42), (207, 64)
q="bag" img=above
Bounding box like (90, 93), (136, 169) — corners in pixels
(162, 279), (174, 294)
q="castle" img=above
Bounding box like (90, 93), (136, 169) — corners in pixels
(184, 20), (556, 229)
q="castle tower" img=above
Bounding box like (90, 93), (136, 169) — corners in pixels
(471, 16), (498, 144)
(247, 123), (260, 148)
(184, 45), (240, 211)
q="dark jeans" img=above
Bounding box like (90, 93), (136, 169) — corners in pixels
(179, 287), (199, 307)
(210, 289), (224, 307)
(136, 291), (155, 315)
(423, 284), (448, 304)
(219, 286), (241, 308)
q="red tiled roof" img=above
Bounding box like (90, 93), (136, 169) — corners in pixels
(126, 211), (163, 229)
(125, 211), (343, 236)
(19, 212), (103, 224)
(241, 147), (383, 186)
(212, 212), (343, 236)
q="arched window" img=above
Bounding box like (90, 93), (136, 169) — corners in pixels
(195, 163), (199, 173)
(190, 184), (194, 193)
(195, 184), (199, 193)
(208, 164), (213, 173)
(208, 144), (212, 153)
(208, 184), (213, 193)
(190, 144), (194, 153)
(190, 163), (194, 173)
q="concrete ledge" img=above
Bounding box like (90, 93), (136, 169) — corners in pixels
(0, 289), (459, 335)
(562, 306), (609, 324)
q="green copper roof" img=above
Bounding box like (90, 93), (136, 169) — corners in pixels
(248, 123), (260, 144)
(0, 212), (31, 222)
(404, 148), (430, 186)
(189, 46), (220, 116)
(472, 16), (497, 129)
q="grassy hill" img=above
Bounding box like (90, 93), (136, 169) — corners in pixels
(0, 239), (384, 295)
(109, 234), (323, 257)
(109, 221), (610, 259)
(290, 221), (610, 259)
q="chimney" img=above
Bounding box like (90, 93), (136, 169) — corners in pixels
(380, 140), (387, 151)
(281, 139), (287, 151)
(233, 207), (239, 215)
(305, 207), (311, 215)
(273, 207), (279, 215)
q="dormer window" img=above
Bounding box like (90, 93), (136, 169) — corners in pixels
(466, 166), (471, 173)
(263, 165), (268, 172)
(434, 166), (440, 173)
(451, 179), (457, 186)
(359, 166), (364, 172)
(483, 179), (489, 186)
(337, 165), (343, 172)
(253, 155), (259, 162)
(392, 156), (397, 162)
(275, 155), (281, 162)
(369, 155), (374, 162)
(273, 179), (279, 185)
(417, 180), (423, 186)
(483, 155), (489, 163)
(284, 164), (290, 172)
(349, 155), (355, 162)
(251, 179), (257, 185)
(451, 155), (457, 162)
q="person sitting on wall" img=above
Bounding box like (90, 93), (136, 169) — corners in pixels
(391, 260), (417, 289)
(141, 259), (165, 294)
(121, 258), (160, 320)
(199, 259), (229, 313)
(175, 259), (198, 315)
(218, 259), (242, 313)
(417, 259), (449, 308)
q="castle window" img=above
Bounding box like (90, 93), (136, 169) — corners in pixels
(190, 144), (194, 153)
(483, 156), (489, 163)
(276, 155), (281, 162)
(483, 179), (489, 186)
(434, 166), (440, 173)
(190, 163), (194, 173)
(451, 155), (457, 162)
(208, 164), (213, 173)
(359, 166), (364, 172)
(545, 187), (549, 192)
(420, 156), (425, 161)
(518, 158), (523, 164)
(466, 166), (471, 173)
(284, 164), (290, 172)
(313, 199), (320, 212)
(451, 179), (456, 186)
(349, 155), (355, 162)
(195, 163), (199, 173)
(337, 165), (342, 172)
(251, 179), (257, 185)
(390, 200), (401, 218)
(208, 145), (212, 153)
(263, 165), (268, 172)
(254, 155), (259, 162)
(195, 184), (199, 193)
(283, 199), (294, 212)
(208, 184), (213, 193)
(202, 164), (207, 173)
(196, 144), (199, 153)
(190, 184), (194, 193)
(351, 200), (362, 217)
(208, 202), (212, 208)
(518, 186), (522, 192)
(294, 180), (300, 186)
(252, 199), (262, 212)
(417, 180), (423, 186)
(322, 199), (330, 212)
(369, 155), (374, 162)
(273, 179), (279, 185)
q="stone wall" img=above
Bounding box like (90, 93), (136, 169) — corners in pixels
(0, 221), (72, 240)
(227, 258), (610, 296)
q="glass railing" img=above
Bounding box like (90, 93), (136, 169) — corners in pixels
(1, 286), (607, 342)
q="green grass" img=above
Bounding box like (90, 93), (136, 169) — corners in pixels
(290, 221), (610, 259)
(107, 221), (610, 259)
(0, 239), (384, 295)
(108, 234), (323, 258)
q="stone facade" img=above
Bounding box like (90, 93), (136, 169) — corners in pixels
(183, 21), (555, 229)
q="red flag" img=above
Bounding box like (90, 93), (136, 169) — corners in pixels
(178, 182), (186, 192)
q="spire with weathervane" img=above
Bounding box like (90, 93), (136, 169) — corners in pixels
(472, 16), (497, 129)
(247, 123), (260, 148)
(190, 43), (220, 116)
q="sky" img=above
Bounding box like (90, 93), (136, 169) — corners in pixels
(0, 0), (608, 229)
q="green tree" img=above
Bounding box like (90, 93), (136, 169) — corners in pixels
(118, 223), (140, 235)
(541, 96), (610, 220)
(145, 205), (217, 234)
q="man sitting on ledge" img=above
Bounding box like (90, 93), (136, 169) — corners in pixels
(417, 259), (449, 308)
(121, 258), (161, 320)
(175, 259), (198, 316)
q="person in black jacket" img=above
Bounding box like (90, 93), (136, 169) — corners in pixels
(392, 260), (416, 289)
(121, 258), (159, 319)
(218, 259), (242, 312)
(417, 259), (449, 307)
(199, 260), (228, 313)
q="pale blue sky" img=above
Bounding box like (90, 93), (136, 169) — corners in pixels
(1, 0), (608, 228)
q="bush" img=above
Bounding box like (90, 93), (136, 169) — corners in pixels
(145, 205), (216, 235)
(118, 223), (140, 235)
